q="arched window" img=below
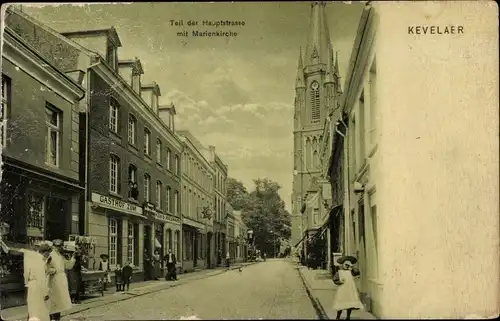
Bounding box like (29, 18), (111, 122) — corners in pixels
(310, 81), (320, 122)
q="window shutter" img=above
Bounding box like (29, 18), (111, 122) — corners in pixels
(117, 158), (122, 194)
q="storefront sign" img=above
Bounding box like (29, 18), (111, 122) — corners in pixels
(182, 217), (205, 230)
(91, 193), (144, 216)
(143, 203), (181, 225)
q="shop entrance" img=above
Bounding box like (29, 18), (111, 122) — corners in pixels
(206, 232), (213, 268)
(45, 196), (68, 241)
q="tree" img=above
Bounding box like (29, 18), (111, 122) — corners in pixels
(226, 178), (249, 210)
(226, 178), (292, 258)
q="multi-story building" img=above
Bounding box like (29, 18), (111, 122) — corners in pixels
(226, 203), (236, 263)
(233, 210), (247, 263)
(205, 145), (228, 266)
(177, 130), (215, 272)
(291, 1), (342, 260)
(5, 8), (184, 280)
(0, 26), (85, 307)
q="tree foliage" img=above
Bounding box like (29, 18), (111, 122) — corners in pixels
(226, 177), (292, 257)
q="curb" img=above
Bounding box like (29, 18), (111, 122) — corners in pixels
(3, 262), (259, 321)
(296, 266), (329, 320)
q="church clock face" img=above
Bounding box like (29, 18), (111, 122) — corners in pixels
(311, 81), (319, 90)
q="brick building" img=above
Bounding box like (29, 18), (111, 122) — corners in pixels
(0, 26), (85, 307)
(5, 7), (184, 279)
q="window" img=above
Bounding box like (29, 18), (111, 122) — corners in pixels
(166, 229), (172, 253)
(144, 129), (151, 156)
(174, 191), (179, 215)
(109, 155), (120, 193)
(107, 42), (117, 70)
(109, 218), (118, 266)
(174, 230), (180, 259)
(166, 149), (171, 170)
(166, 186), (171, 212)
(144, 174), (151, 202)
(128, 165), (138, 200)
(1, 75), (11, 147)
(174, 155), (179, 175)
(156, 139), (162, 163)
(313, 208), (320, 225)
(127, 222), (135, 265)
(156, 181), (162, 209)
(370, 60), (377, 145)
(109, 98), (119, 133)
(310, 81), (320, 122)
(359, 91), (366, 163)
(26, 192), (45, 230)
(45, 104), (61, 167)
(128, 115), (137, 145)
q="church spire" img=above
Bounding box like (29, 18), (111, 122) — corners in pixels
(304, 1), (332, 67)
(295, 47), (305, 88)
(324, 44), (335, 84)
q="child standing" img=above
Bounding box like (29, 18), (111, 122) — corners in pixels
(332, 256), (363, 320)
(98, 254), (111, 291)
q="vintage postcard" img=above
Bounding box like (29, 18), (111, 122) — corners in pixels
(0, 1), (498, 320)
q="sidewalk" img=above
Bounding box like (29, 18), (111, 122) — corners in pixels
(1, 262), (257, 321)
(297, 265), (376, 320)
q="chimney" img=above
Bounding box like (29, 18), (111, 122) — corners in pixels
(158, 102), (176, 131)
(209, 145), (216, 161)
(118, 57), (144, 93)
(141, 81), (161, 113)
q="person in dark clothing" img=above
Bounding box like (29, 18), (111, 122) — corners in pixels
(121, 262), (133, 291)
(164, 249), (177, 281)
(67, 246), (84, 304)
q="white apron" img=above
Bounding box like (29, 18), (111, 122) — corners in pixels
(332, 269), (364, 311)
(46, 251), (73, 314)
(22, 249), (50, 321)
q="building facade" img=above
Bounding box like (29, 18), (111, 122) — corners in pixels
(233, 210), (247, 263)
(0, 26), (85, 307)
(206, 146), (228, 266)
(5, 8), (184, 279)
(226, 203), (236, 263)
(178, 130), (215, 272)
(291, 1), (342, 260)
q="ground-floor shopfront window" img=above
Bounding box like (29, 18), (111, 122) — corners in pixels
(183, 228), (193, 261)
(127, 221), (139, 266)
(174, 230), (180, 259)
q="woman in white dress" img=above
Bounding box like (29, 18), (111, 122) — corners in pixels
(46, 240), (74, 321)
(21, 242), (52, 321)
(332, 256), (363, 320)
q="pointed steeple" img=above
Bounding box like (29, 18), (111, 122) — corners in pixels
(295, 47), (305, 88)
(324, 44), (335, 84)
(304, 1), (332, 67)
(334, 51), (343, 94)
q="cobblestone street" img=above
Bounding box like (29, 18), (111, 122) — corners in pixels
(61, 260), (318, 320)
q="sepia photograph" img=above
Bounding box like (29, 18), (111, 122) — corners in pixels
(0, 1), (498, 320)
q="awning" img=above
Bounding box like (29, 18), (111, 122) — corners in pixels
(154, 238), (161, 248)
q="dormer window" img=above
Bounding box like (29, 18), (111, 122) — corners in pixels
(152, 95), (158, 113)
(107, 41), (117, 70)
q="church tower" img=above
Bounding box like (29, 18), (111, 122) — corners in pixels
(291, 1), (342, 249)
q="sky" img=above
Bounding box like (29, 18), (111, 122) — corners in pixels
(22, 2), (364, 212)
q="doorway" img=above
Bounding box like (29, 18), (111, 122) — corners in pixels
(45, 197), (68, 241)
(206, 232), (212, 268)
(193, 231), (198, 268)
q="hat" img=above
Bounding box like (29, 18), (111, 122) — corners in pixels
(100, 254), (109, 259)
(337, 255), (357, 265)
(63, 241), (76, 252)
(52, 239), (63, 246)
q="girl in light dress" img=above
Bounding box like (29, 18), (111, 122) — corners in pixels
(332, 256), (363, 320)
(20, 241), (53, 321)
